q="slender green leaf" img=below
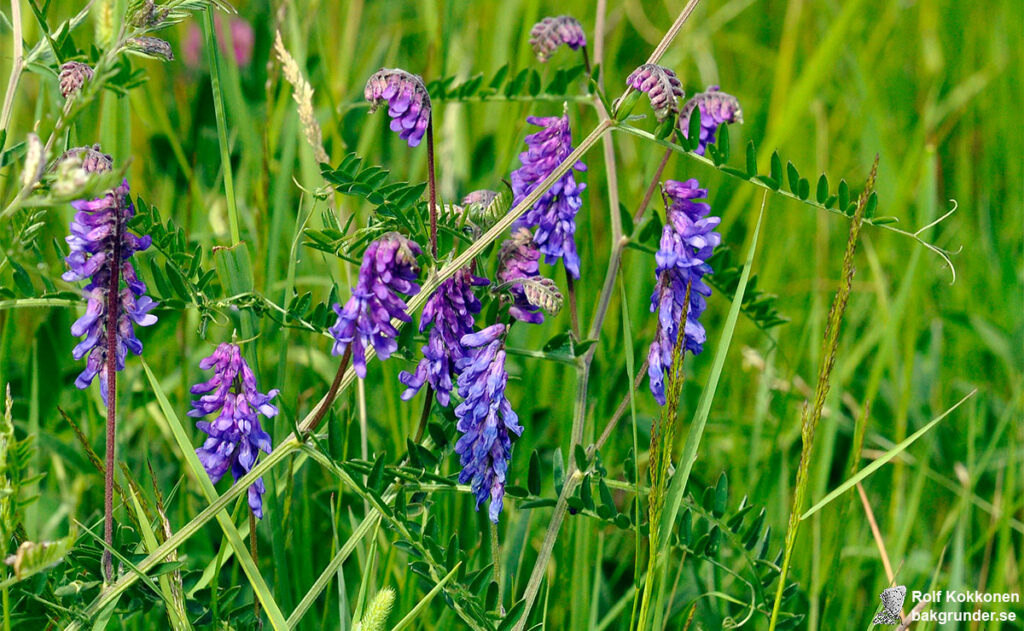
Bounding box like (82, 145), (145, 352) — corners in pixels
(800, 389), (976, 520)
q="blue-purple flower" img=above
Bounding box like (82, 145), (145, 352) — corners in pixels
(63, 180), (158, 404)
(625, 64), (685, 122)
(399, 267), (489, 406)
(454, 324), (522, 522)
(511, 113), (587, 279)
(529, 16), (587, 62)
(365, 68), (432, 147)
(679, 86), (743, 156)
(189, 343), (277, 518)
(497, 228), (545, 324)
(647, 179), (721, 405)
(329, 233), (422, 378)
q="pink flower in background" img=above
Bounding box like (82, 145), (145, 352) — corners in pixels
(183, 15), (255, 69)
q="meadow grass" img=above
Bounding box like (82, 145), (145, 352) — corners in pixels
(0, 0), (1020, 629)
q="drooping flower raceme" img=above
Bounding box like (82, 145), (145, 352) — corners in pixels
(399, 267), (489, 406)
(365, 68), (432, 147)
(329, 233), (422, 378)
(497, 228), (546, 324)
(454, 324), (522, 522)
(189, 343), (277, 518)
(63, 180), (158, 404)
(529, 15), (587, 62)
(511, 114), (587, 279)
(679, 86), (743, 156)
(647, 179), (721, 405)
(625, 64), (685, 123)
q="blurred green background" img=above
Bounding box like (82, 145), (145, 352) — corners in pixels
(0, 0), (1020, 628)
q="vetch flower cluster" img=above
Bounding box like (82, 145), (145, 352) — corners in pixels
(626, 64), (685, 122)
(647, 179), (721, 405)
(497, 228), (546, 324)
(454, 324), (522, 522)
(679, 86), (743, 156)
(511, 113), (587, 279)
(365, 68), (432, 147)
(329, 233), (422, 377)
(63, 180), (158, 403)
(529, 16), (587, 62)
(189, 343), (277, 518)
(399, 267), (489, 406)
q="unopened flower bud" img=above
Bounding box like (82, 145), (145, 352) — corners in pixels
(59, 61), (93, 98)
(127, 36), (174, 61)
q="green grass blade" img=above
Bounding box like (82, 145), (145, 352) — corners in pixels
(141, 359), (290, 630)
(390, 562), (462, 631)
(800, 388), (976, 520)
(123, 484), (192, 631)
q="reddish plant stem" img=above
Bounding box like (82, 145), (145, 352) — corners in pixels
(635, 147), (673, 225)
(102, 201), (123, 583)
(413, 388), (434, 443)
(306, 347), (353, 435)
(426, 119), (438, 259)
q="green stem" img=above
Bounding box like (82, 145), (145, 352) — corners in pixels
(0, 0), (24, 152)
(491, 522), (503, 612)
(203, 7), (241, 245)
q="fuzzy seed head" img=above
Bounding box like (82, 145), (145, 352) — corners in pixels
(354, 587), (396, 631)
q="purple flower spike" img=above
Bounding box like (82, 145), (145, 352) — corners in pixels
(497, 228), (545, 324)
(679, 86), (743, 156)
(626, 64), (685, 123)
(365, 68), (432, 147)
(399, 267), (489, 406)
(189, 343), (277, 518)
(511, 113), (587, 279)
(529, 16), (587, 62)
(329, 233), (422, 378)
(453, 324), (522, 523)
(63, 180), (158, 404)
(647, 179), (721, 405)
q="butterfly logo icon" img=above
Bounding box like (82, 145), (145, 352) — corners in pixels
(873, 585), (906, 625)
